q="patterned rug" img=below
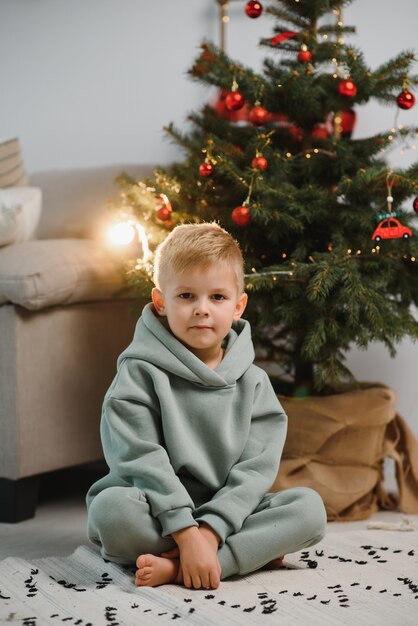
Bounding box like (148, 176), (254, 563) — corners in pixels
(0, 529), (417, 626)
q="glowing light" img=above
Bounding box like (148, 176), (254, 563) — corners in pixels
(107, 220), (151, 261)
(108, 222), (135, 245)
(286, 152), (292, 158)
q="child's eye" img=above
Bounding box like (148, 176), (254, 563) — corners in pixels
(212, 294), (226, 301)
(178, 292), (193, 299)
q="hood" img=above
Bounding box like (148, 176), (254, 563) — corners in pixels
(118, 303), (254, 388)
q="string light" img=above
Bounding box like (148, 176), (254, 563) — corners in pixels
(244, 269), (294, 278)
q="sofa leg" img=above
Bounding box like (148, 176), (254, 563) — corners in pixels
(0, 476), (40, 523)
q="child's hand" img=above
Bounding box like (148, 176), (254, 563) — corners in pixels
(171, 527), (221, 589)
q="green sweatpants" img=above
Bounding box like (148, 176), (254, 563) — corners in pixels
(86, 485), (327, 579)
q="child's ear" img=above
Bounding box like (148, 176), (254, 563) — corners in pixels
(233, 292), (248, 319)
(151, 288), (166, 316)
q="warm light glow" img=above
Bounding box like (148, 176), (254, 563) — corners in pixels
(108, 222), (136, 245)
(107, 221), (151, 261)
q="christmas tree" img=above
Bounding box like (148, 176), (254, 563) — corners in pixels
(113, 0), (418, 395)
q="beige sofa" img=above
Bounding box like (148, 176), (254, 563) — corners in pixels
(0, 164), (151, 522)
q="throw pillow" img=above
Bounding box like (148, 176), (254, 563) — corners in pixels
(0, 187), (42, 247)
(0, 137), (28, 188)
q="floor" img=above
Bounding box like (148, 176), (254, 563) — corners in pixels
(0, 462), (416, 561)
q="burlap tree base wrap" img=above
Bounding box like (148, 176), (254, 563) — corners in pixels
(271, 385), (418, 521)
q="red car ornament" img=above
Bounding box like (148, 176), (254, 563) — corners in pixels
(371, 217), (412, 242)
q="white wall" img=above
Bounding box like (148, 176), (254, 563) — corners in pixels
(1, 0), (417, 433)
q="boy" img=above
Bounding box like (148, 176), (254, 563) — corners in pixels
(86, 222), (326, 590)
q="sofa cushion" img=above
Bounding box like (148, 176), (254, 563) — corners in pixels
(0, 187), (42, 247)
(0, 239), (133, 310)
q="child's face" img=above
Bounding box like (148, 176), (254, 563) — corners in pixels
(152, 262), (247, 366)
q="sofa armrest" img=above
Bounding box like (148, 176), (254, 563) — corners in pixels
(0, 239), (133, 310)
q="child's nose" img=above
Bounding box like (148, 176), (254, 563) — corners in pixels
(193, 299), (210, 315)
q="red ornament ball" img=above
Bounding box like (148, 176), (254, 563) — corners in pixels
(199, 162), (214, 177)
(214, 89), (249, 122)
(245, 1), (263, 18)
(225, 91), (245, 111)
(312, 124), (328, 139)
(396, 89), (416, 110)
(156, 207), (171, 221)
(248, 105), (269, 125)
(297, 49), (312, 63)
(251, 156), (268, 170)
(341, 108), (357, 138)
(413, 197), (418, 213)
(338, 79), (357, 98)
(231, 206), (251, 226)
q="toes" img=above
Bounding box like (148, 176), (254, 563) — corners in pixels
(136, 553), (152, 568)
(135, 566), (152, 579)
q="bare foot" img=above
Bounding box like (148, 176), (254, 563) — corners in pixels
(135, 554), (180, 587)
(262, 555), (285, 570)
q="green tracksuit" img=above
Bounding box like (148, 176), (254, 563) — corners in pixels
(86, 303), (326, 578)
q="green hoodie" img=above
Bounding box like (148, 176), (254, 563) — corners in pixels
(93, 303), (288, 546)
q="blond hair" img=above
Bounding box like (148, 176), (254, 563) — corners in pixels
(153, 222), (245, 293)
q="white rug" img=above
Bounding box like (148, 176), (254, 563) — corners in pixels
(0, 529), (417, 626)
